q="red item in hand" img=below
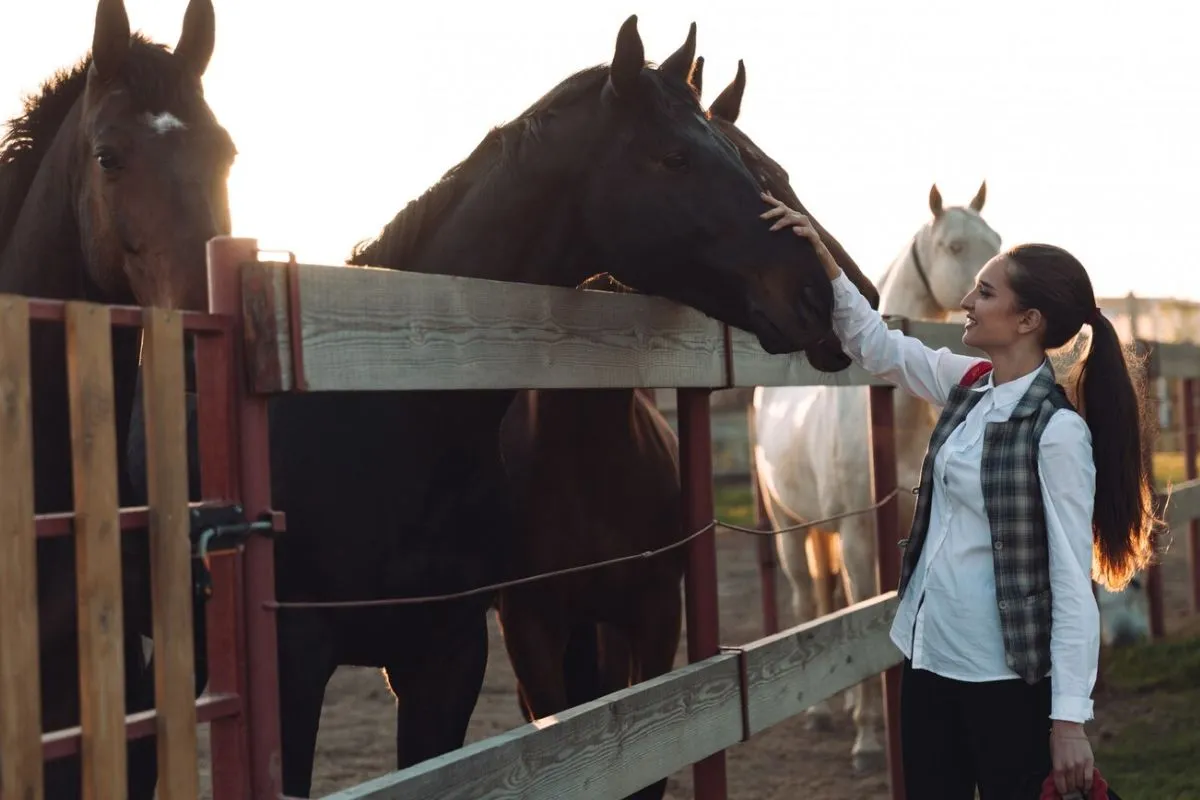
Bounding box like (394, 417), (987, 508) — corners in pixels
(1040, 767), (1109, 799)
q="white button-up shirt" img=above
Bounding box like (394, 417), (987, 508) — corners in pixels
(829, 272), (1100, 723)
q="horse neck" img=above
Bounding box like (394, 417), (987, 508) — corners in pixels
(0, 98), (142, 507)
(407, 126), (606, 290)
(0, 102), (90, 300)
(879, 228), (952, 440)
(878, 228), (949, 323)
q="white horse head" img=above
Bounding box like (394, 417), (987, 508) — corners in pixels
(882, 182), (1002, 319)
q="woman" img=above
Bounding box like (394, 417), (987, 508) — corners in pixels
(760, 194), (1156, 798)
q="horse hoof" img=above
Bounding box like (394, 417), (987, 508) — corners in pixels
(852, 749), (886, 775)
(804, 712), (833, 732)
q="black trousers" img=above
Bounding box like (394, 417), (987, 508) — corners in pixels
(900, 659), (1053, 800)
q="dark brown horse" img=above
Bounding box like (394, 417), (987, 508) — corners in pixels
(0, 0), (234, 795)
(263, 15), (845, 796)
(492, 49), (880, 800)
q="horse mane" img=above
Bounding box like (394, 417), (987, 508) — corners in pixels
(347, 62), (694, 272)
(0, 34), (199, 252)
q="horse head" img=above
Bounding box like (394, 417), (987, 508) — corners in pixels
(579, 17), (838, 355)
(912, 181), (1000, 313)
(74, 0), (235, 310)
(692, 57), (881, 372)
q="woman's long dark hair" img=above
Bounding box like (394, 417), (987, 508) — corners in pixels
(1006, 243), (1160, 590)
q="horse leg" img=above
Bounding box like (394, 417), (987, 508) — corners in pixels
(497, 589), (570, 720)
(769, 499), (833, 730)
(806, 528), (840, 618)
(125, 634), (160, 800)
(839, 517), (886, 774)
(387, 606), (489, 769)
(276, 612), (337, 798)
(616, 579), (682, 800)
(515, 621), (603, 724)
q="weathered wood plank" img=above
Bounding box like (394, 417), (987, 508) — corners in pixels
(241, 260), (293, 393)
(65, 301), (128, 800)
(724, 326), (889, 388)
(285, 263), (726, 391)
(140, 308), (199, 800)
(321, 654), (743, 800)
(1148, 341), (1200, 380)
(0, 294), (44, 800)
(742, 593), (902, 736)
(1165, 478), (1200, 528)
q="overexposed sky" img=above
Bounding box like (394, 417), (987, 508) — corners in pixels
(2, 0), (1197, 300)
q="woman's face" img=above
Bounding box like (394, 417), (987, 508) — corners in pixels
(960, 255), (1038, 350)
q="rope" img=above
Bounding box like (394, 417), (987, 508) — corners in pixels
(718, 488), (898, 536)
(264, 488), (899, 611)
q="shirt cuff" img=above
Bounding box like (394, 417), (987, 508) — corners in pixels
(1050, 694), (1094, 724)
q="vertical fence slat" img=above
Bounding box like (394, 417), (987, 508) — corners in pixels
(1138, 340), (1166, 638)
(65, 300), (127, 799)
(0, 295), (45, 800)
(867, 385), (905, 800)
(142, 308), (200, 800)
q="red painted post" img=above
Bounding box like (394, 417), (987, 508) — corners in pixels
(194, 322), (252, 799)
(207, 237), (283, 799)
(868, 385), (905, 800)
(677, 388), (727, 800)
(1181, 378), (1198, 613)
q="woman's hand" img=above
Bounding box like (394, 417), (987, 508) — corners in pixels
(1050, 720), (1094, 796)
(759, 192), (842, 280)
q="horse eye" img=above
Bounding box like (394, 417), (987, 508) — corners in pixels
(662, 152), (689, 171)
(95, 147), (122, 171)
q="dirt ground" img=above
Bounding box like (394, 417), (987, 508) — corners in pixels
(194, 517), (1198, 800)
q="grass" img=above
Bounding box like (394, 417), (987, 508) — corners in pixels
(714, 482), (756, 529)
(1094, 634), (1200, 799)
(1155, 451), (1193, 489)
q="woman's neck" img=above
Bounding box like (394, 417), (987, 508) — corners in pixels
(985, 344), (1047, 386)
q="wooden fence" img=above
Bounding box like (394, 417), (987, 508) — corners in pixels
(2, 236), (1195, 800)
(0, 300), (199, 800)
(224, 242), (1198, 800)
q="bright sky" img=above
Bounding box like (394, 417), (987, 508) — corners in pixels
(3, 0), (1197, 301)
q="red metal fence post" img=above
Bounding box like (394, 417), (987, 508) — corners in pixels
(868, 384), (905, 800)
(1181, 377), (1198, 614)
(194, 319), (251, 800)
(677, 387), (727, 800)
(207, 237), (283, 799)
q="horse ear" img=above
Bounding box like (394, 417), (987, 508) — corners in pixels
(91, 0), (131, 82)
(175, 0), (215, 77)
(689, 56), (704, 98)
(660, 22), (697, 82)
(709, 59), (746, 123)
(929, 183), (944, 217)
(969, 180), (987, 211)
(609, 15), (645, 98)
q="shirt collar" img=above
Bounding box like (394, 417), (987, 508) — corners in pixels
(972, 358), (1049, 410)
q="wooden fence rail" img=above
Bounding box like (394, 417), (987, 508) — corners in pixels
(320, 595), (901, 800)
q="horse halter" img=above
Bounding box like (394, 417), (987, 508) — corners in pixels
(907, 236), (939, 308)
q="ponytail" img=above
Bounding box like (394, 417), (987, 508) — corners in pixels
(1067, 314), (1160, 590)
(1005, 243), (1163, 591)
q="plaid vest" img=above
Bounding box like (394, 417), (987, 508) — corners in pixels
(897, 359), (1076, 683)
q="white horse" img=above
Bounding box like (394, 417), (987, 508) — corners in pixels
(751, 182), (999, 773)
